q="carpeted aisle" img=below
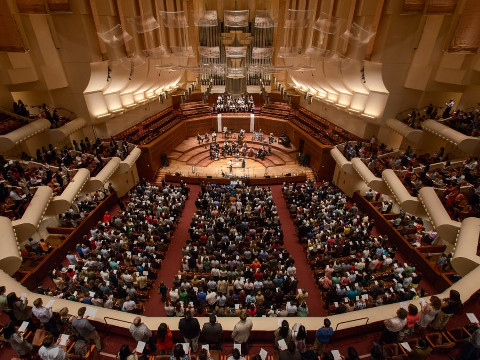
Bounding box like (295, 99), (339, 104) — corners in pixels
(271, 185), (327, 317)
(143, 184), (201, 316)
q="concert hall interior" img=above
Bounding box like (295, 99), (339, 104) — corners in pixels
(1, 0), (480, 359)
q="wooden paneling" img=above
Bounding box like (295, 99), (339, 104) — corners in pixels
(222, 116), (251, 133)
(137, 121), (187, 180)
(255, 116), (287, 136)
(185, 116), (216, 137)
(285, 121), (336, 181)
(165, 174), (306, 185)
(0, 0), (25, 51)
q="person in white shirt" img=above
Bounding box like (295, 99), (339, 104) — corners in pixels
(129, 317), (156, 352)
(379, 308), (408, 344)
(286, 302), (298, 316)
(122, 296), (137, 312)
(32, 298), (59, 337)
(169, 288), (179, 303)
(38, 335), (66, 360)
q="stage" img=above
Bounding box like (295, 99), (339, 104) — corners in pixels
(156, 133), (315, 182)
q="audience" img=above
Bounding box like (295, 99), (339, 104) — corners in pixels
(169, 182), (299, 317)
(43, 182), (188, 313)
(283, 181), (422, 314)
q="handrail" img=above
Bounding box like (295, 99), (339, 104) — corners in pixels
(104, 316), (132, 326)
(334, 316), (369, 331)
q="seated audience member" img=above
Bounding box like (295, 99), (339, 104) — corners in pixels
(38, 335), (67, 360)
(171, 343), (190, 360)
(227, 348), (246, 360)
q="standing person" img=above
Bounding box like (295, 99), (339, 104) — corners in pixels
(2, 322), (33, 358)
(157, 323), (173, 355)
(32, 298), (60, 337)
(431, 289), (462, 330)
(0, 286), (14, 321)
(379, 308), (408, 344)
(38, 335), (67, 360)
(71, 307), (102, 351)
(274, 320), (292, 349)
(158, 282), (168, 302)
(232, 312), (253, 355)
(178, 310), (200, 353)
(201, 314), (223, 350)
(313, 318), (334, 356)
(292, 325), (307, 354)
(7, 293), (32, 326)
(417, 296), (441, 330)
(129, 316), (156, 354)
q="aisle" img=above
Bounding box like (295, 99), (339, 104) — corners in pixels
(143, 185), (201, 316)
(271, 185), (327, 317)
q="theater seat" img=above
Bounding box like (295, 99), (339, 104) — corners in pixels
(425, 332), (455, 353)
(446, 327), (472, 344)
(382, 343), (405, 358)
(67, 342), (97, 359)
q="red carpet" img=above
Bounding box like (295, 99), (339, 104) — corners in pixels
(143, 185), (201, 316)
(271, 185), (327, 317)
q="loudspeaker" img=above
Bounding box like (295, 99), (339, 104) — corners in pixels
(265, 175), (270, 178)
(285, 173), (291, 176)
(207, 175), (212, 179)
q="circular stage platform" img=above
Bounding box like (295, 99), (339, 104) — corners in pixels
(156, 133), (314, 182)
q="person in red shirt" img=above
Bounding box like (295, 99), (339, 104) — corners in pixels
(103, 211), (111, 223)
(156, 323), (173, 355)
(251, 259), (261, 272)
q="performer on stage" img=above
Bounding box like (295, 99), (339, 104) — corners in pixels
(197, 134), (203, 144)
(212, 132), (217, 142)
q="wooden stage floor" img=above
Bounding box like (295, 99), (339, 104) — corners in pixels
(157, 133), (314, 180)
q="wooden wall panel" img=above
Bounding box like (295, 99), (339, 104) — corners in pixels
(185, 117), (216, 137)
(137, 121), (187, 180)
(221, 116), (251, 133)
(285, 121), (335, 181)
(255, 116), (287, 136)
(0, 0), (25, 51)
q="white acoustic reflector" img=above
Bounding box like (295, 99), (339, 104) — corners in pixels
(341, 23), (375, 45)
(97, 24), (132, 47)
(127, 12), (160, 33)
(313, 13), (344, 34)
(159, 11), (189, 28)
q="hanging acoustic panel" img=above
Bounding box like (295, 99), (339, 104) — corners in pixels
(341, 23), (375, 45)
(159, 11), (189, 28)
(313, 13), (344, 34)
(97, 24), (133, 47)
(128, 12), (160, 33)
